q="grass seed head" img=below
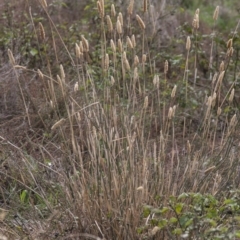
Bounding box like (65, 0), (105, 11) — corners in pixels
(143, 0), (148, 12)
(126, 36), (133, 49)
(118, 39), (123, 52)
(164, 60), (169, 74)
(186, 36), (191, 50)
(143, 96), (148, 109)
(153, 74), (159, 88)
(213, 6), (219, 21)
(106, 15), (113, 32)
(136, 14), (146, 30)
(81, 35), (89, 52)
(38, 22), (45, 41)
(229, 88), (235, 103)
(131, 34), (136, 48)
(116, 19), (123, 35)
(7, 49), (15, 65)
(227, 47), (234, 57)
(134, 55), (139, 66)
(227, 38), (233, 49)
(111, 4), (116, 17)
(128, 0), (134, 15)
(75, 43), (81, 58)
(219, 61), (225, 72)
(171, 85), (177, 98)
(37, 69), (44, 79)
(110, 39), (116, 53)
(118, 12), (123, 26)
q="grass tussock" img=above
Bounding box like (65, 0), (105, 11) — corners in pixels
(1, 1), (240, 239)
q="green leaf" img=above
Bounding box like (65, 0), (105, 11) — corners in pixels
(30, 48), (38, 56)
(20, 190), (29, 204)
(169, 217), (178, 224)
(175, 203), (184, 214)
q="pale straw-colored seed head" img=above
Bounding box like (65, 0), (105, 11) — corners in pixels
(187, 140), (191, 154)
(151, 226), (160, 236)
(110, 76), (115, 85)
(38, 22), (45, 41)
(229, 88), (235, 103)
(118, 39), (123, 52)
(186, 36), (191, 50)
(143, 96), (148, 109)
(134, 67), (139, 80)
(128, 0), (134, 15)
(111, 4), (116, 17)
(74, 82), (79, 92)
(60, 64), (65, 82)
(106, 15), (113, 32)
(192, 9), (199, 29)
(137, 186), (144, 191)
(131, 34), (136, 48)
(206, 96), (212, 107)
(227, 47), (234, 57)
(75, 43), (81, 58)
(7, 49), (15, 65)
(217, 107), (222, 116)
(136, 14), (145, 30)
(171, 85), (177, 98)
(229, 114), (237, 128)
(164, 60), (168, 74)
(116, 19), (122, 35)
(124, 59), (131, 71)
(81, 35), (89, 52)
(142, 54), (147, 63)
(134, 55), (139, 66)
(219, 61), (224, 72)
(168, 107), (173, 120)
(153, 74), (159, 88)
(212, 92), (217, 107)
(172, 105), (176, 118)
(218, 70), (225, 83)
(104, 53), (109, 70)
(118, 12), (123, 26)
(213, 6), (219, 21)
(79, 41), (84, 53)
(126, 36), (133, 49)
(97, 1), (104, 18)
(37, 69), (44, 79)
(110, 39), (116, 53)
(143, 0), (148, 12)
(41, 0), (47, 8)
(227, 38), (233, 49)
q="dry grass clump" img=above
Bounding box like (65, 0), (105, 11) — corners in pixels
(1, 1), (240, 239)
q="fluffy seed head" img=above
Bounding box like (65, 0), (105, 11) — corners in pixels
(227, 47), (234, 57)
(126, 36), (133, 49)
(168, 107), (173, 120)
(134, 55), (139, 66)
(38, 22), (45, 41)
(219, 61), (224, 72)
(104, 53), (109, 70)
(118, 39), (123, 52)
(143, 0), (148, 12)
(213, 6), (219, 21)
(153, 74), (159, 88)
(37, 69), (44, 79)
(136, 14), (145, 30)
(229, 88), (235, 103)
(131, 34), (136, 48)
(116, 19), (122, 34)
(227, 38), (233, 49)
(186, 36), (191, 50)
(110, 39), (116, 53)
(118, 12), (123, 26)
(143, 96), (148, 109)
(106, 15), (113, 32)
(81, 35), (89, 52)
(142, 54), (147, 63)
(7, 49), (15, 65)
(171, 85), (177, 98)
(41, 0), (47, 8)
(75, 43), (81, 58)
(128, 0), (134, 15)
(217, 107), (222, 116)
(164, 60), (168, 74)
(111, 4), (116, 17)
(110, 76), (115, 85)
(74, 82), (79, 92)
